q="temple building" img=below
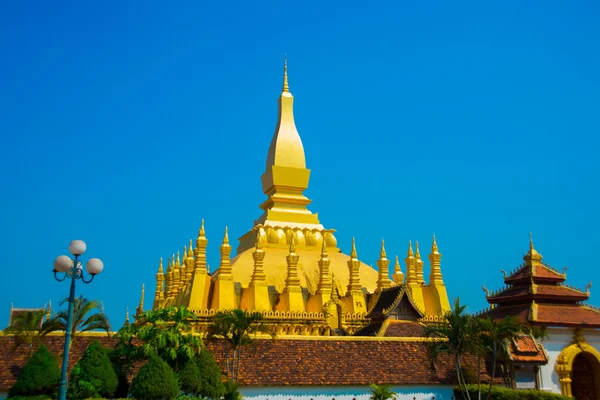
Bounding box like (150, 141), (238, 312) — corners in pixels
(146, 60), (451, 335)
(483, 235), (600, 399)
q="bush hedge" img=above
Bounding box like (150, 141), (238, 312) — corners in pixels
(8, 344), (60, 398)
(130, 356), (179, 400)
(454, 384), (570, 400)
(196, 350), (225, 399)
(68, 341), (118, 399)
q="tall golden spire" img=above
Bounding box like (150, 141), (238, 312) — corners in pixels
(429, 235), (443, 284)
(285, 236), (301, 288)
(219, 226), (232, 275)
(376, 239), (392, 293)
(136, 284), (145, 316)
(415, 241), (425, 284)
(250, 228), (267, 284)
(255, 57), (322, 231)
(316, 235), (332, 294)
(392, 255), (404, 284)
(154, 258), (164, 309)
(347, 237), (362, 292)
(405, 241), (416, 285)
(195, 220), (209, 273)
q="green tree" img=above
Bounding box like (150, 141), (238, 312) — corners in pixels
(424, 298), (474, 400)
(67, 341), (118, 399)
(196, 349), (226, 399)
(480, 316), (521, 399)
(369, 384), (397, 400)
(45, 295), (111, 338)
(206, 309), (272, 382)
(2, 309), (59, 354)
(178, 358), (202, 396)
(115, 306), (203, 370)
(8, 344), (60, 398)
(130, 356), (180, 400)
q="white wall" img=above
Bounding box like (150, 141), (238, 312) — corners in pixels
(538, 327), (600, 394)
(240, 385), (455, 400)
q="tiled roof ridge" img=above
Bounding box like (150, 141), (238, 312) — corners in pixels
(504, 262), (566, 283)
(558, 281), (591, 296)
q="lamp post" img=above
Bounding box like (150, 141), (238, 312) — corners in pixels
(53, 240), (104, 400)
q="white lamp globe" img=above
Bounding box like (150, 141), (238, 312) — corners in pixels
(86, 258), (104, 275)
(54, 255), (73, 272)
(69, 240), (87, 256)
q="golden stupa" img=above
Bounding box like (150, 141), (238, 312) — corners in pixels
(148, 59), (451, 335)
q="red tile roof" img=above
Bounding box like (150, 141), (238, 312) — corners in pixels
(507, 336), (547, 364)
(380, 321), (425, 337)
(535, 304), (600, 327)
(487, 284), (588, 303)
(504, 264), (566, 284)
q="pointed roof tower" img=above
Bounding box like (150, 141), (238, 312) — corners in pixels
(256, 56), (323, 230)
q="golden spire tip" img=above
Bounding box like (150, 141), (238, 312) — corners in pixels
(223, 226), (229, 245)
(199, 219), (206, 237)
(282, 54), (289, 92)
(407, 240), (414, 257)
(351, 237), (357, 258)
(380, 238), (386, 259)
(289, 235), (296, 253)
(321, 233), (328, 255)
(529, 232), (534, 250)
(255, 229), (263, 250)
(432, 234), (438, 252)
(415, 241), (421, 258)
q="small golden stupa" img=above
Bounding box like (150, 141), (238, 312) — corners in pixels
(149, 58), (451, 335)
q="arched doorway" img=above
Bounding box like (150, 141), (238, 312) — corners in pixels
(572, 353), (597, 400)
(556, 341), (600, 400)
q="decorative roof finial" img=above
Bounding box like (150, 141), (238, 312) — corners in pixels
(407, 241), (414, 257)
(283, 54), (289, 92)
(415, 241), (421, 259)
(223, 226), (229, 245)
(380, 239), (387, 259)
(321, 234), (328, 256)
(158, 257), (163, 273)
(351, 237), (357, 258)
(139, 284), (145, 308)
(199, 219), (206, 237)
(586, 281), (593, 294)
(432, 235), (439, 253)
(529, 232), (534, 251)
(289, 235), (296, 254)
(255, 227), (263, 250)
(188, 239), (194, 257)
(331, 273), (338, 299)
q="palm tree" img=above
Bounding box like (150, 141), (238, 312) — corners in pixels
(468, 317), (488, 400)
(481, 316), (521, 399)
(114, 306), (202, 370)
(424, 297), (474, 400)
(46, 295), (111, 339)
(206, 309), (272, 382)
(369, 384), (397, 400)
(2, 309), (57, 354)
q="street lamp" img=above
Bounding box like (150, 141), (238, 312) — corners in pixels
(53, 240), (104, 400)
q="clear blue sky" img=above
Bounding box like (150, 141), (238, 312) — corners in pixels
(1, 1), (599, 330)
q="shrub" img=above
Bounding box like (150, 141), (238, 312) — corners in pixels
(223, 379), (243, 400)
(178, 358), (202, 395)
(8, 344), (60, 398)
(196, 350), (225, 399)
(68, 341), (118, 399)
(7, 396), (52, 400)
(454, 384), (571, 400)
(130, 357), (179, 400)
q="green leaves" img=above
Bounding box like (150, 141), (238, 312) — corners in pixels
(114, 306), (203, 369)
(44, 295), (111, 338)
(130, 356), (179, 400)
(369, 384), (397, 400)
